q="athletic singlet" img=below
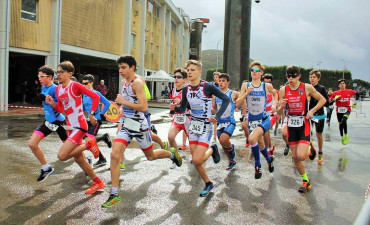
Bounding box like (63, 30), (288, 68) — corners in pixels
(265, 89), (278, 117)
(330, 89), (356, 112)
(285, 82), (308, 116)
(83, 90), (110, 120)
(187, 80), (212, 122)
(122, 76), (148, 130)
(56, 81), (99, 130)
(246, 82), (267, 121)
(42, 84), (65, 122)
(216, 89), (236, 124)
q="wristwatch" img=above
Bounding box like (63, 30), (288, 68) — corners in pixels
(90, 111), (96, 115)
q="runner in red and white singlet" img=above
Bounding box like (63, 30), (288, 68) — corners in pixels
(45, 61), (105, 195)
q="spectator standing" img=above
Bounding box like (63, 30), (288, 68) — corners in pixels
(96, 80), (108, 97)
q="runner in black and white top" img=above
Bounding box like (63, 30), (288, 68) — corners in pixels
(170, 60), (229, 197)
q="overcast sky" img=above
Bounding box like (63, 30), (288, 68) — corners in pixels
(172, 0), (370, 82)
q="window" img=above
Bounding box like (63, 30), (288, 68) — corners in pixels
(131, 33), (136, 49)
(171, 21), (177, 33)
(155, 5), (160, 18)
(21, 0), (37, 22)
(148, 1), (154, 13)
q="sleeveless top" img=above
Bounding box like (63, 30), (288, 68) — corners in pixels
(187, 80), (212, 122)
(216, 89), (236, 124)
(285, 82), (308, 116)
(42, 84), (65, 122)
(246, 82), (267, 121)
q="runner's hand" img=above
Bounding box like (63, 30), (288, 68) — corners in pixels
(118, 107), (124, 117)
(45, 95), (55, 106)
(209, 116), (217, 124)
(306, 110), (314, 119)
(169, 103), (177, 111)
(115, 94), (126, 105)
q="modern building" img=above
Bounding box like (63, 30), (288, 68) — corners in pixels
(0, 0), (192, 111)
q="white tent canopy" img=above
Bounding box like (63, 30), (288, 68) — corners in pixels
(143, 70), (175, 82)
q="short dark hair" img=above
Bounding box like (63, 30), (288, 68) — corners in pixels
(70, 76), (77, 82)
(173, 68), (187, 78)
(309, 69), (321, 79)
(117, 55), (137, 70)
(262, 73), (273, 81)
(286, 65), (300, 75)
(38, 65), (54, 76)
(82, 74), (94, 82)
(219, 73), (230, 82)
(338, 79), (346, 85)
(58, 61), (74, 73)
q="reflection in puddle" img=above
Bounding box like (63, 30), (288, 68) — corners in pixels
(325, 134), (331, 142)
(338, 157), (348, 172)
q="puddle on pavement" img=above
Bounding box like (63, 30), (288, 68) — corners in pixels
(0, 117), (42, 140)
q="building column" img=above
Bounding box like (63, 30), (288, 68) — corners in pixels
(138, 0), (147, 76)
(46, 0), (62, 69)
(159, 5), (166, 70)
(177, 21), (184, 68)
(166, 10), (171, 72)
(0, 0), (10, 111)
(119, 0), (132, 93)
(183, 25), (190, 65)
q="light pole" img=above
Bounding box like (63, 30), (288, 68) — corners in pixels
(340, 58), (345, 79)
(216, 38), (224, 72)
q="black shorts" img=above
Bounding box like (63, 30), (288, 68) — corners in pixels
(287, 117), (311, 145)
(87, 120), (102, 136)
(34, 120), (68, 141)
(337, 111), (351, 122)
(311, 118), (325, 133)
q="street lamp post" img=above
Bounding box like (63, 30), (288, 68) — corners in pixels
(216, 38), (224, 72)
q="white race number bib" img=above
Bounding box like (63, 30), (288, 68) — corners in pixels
(288, 116), (304, 128)
(174, 114), (186, 124)
(248, 119), (262, 131)
(338, 107), (348, 113)
(45, 121), (59, 131)
(190, 120), (204, 135)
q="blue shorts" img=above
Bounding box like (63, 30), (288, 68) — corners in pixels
(217, 123), (236, 139)
(248, 117), (271, 134)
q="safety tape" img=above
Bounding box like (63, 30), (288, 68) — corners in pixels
(0, 105), (43, 109)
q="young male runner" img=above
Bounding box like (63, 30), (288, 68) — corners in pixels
(45, 61), (105, 194)
(236, 61), (277, 179)
(326, 88), (334, 126)
(308, 70), (329, 164)
(170, 60), (229, 197)
(168, 68), (189, 152)
(81, 74), (112, 167)
(277, 65), (325, 193)
(212, 73), (239, 170)
(102, 55), (182, 207)
(28, 65), (67, 182)
(212, 72), (220, 142)
(262, 73), (278, 156)
(329, 79), (356, 145)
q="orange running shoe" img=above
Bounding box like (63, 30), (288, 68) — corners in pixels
(86, 138), (100, 158)
(298, 180), (312, 193)
(85, 181), (105, 194)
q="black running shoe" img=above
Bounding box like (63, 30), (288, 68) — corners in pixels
(151, 124), (158, 135)
(268, 155), (275, 173)
(255, 166), (262, 179)
(211, 144), (221, 164)
(284, 145), (290, 156)
(102, 133), (112, 148)
(93, 157), (107, 168)
(37, 167), (55, 182)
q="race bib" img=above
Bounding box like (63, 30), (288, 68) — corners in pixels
(123, 118), (141, 132)
(218, 122), (230, 129)
(190, 120), (204, 135)
(45, 121), (59, 131)
(338, 107), (348, 113)
(248, 119), (262, 131)
(174, 114), (186, 124)
(288, 116), (304, 128)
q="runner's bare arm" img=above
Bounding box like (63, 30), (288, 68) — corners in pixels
(116, 79), (148, 112)
(277, 87), (286, 115)
(266, 83), (278, 113)
(236, 82), (248, 107)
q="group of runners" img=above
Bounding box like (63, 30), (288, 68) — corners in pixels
(28, 54), (357, 208)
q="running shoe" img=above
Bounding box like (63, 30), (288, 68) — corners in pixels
(86, 138), (100, 158)
(101, 194), (121, 208)
(309, 140), (316, 160)
(151, 124), (158, 134)
(163, 141), (169, 150)
(268, 145), (275, 156)
(255, 166), (262, 179)
(170, 162), (176, 169)
(93, 157), (107, 168)
(317, 154), (324, 165)
(85, 180), (105, 194)
(199, 182), (214, 197)
(298, 180), (312, 193)
(37, 167), (55, 182)
(228, 144), (236, 162)
(245, 142), (251, 147)
(102, 133), (112, 148)
(268, 155), (275, 173)
(179, 145), (187, 151)
(120, 163), (126, 170)
(284, 144), (290, 156)
(211, 144), (221, 164)
(343, 134), (349, 145)
(226, 161), (236, 171)
(170, 147), (182, 167)
(341, 136), (345, 145)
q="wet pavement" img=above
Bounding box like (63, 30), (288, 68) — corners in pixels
(0, 103), (369, 224)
